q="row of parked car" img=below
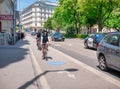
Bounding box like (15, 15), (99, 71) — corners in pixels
(84, 32), (120, 72)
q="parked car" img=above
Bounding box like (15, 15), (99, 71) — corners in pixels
(97, 32), (120, 72)
(31, 31), (37, 36)
(84, 33), (107, 49)
(51, 32), (65, 41)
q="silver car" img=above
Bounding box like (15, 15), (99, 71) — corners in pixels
(97, 32), (120, 71)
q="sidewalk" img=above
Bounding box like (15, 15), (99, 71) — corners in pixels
(0, 40), (38, 89)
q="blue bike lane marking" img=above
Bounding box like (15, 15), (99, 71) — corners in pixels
(47, 61), (67, 66)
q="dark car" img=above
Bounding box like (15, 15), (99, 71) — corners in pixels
(52, 32), (65, 41)
(84, 33), (106, 49)
(97, 32), (120, 71)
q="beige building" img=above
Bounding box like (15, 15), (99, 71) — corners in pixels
(0, 0), (14, 45)
(0, 0), (14, 33)
(20, 0), (58, 30)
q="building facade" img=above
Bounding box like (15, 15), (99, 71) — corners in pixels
(0, 0), (14, 33)
(20, 0), (58, 30)
(0, 0), (15, 45)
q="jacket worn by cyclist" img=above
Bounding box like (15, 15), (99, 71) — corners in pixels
(37, 32), (42, 38)
(41, 33), (49, 43)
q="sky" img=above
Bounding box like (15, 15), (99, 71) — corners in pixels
(17, 0), (58, 11)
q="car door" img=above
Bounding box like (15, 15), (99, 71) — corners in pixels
(117, 35), (120, 69)
(106, 34), (120, 69)
(87, 35), (94, 48)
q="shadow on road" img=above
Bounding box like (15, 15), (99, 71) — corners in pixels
(97, 66), (120, 78)
(106, 69), (120, 78)
(44, 56), (53, 61)
(0, 40), (30, 68)
(18, 68), (78, 89)
(84, 47), (97, 51)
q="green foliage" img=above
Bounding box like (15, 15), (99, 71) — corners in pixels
(77, 34), (89, 39)
(53, 0), (80, 33)
(105, 8), (120, 31)
(64, 25), (77, 38)
(44, 17), (53, 29)
(16, 27), (18, 31)
(22, 26), (26, 31)
(52, 0), (120, 37)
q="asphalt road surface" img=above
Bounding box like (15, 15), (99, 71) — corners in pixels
(51, 39), (120, 81)
(29, 34), (120, 89)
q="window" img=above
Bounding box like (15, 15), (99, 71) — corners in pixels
(95, 34), (105, 41)
(36, 8), (40, 11)
(106, 34), (119, 46)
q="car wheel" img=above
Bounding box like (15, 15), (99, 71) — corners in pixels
(98, 54), (108, 71)
(84, 41), (88, 48)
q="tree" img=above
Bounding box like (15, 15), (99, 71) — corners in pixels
(53, 0), (120, 34)
(78, 0), (120, 32)
(44, 17), (53, 30)
(53, 0), (80, 34)
(105, 8), (120, 31)
(77, 0), (98, 33)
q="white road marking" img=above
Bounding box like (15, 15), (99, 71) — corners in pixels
(29, 46), (50, 89)
(50, 47), (120, 88)
(57, 71), (76, 79)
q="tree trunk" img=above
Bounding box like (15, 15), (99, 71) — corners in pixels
(98, 1), (103, 32)
(98, 21), (103, 32)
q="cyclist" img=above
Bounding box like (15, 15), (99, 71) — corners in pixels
(41, 30), (51, 59)
(36, 29), (42, 49)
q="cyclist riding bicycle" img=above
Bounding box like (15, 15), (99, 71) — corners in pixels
(36, 29), (42, 49)
(41, 30), (51, 59)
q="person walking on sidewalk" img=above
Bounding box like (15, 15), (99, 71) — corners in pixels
(41, 30), (51, 58)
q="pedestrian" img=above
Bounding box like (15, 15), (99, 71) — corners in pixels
(36, 29), (42, 49)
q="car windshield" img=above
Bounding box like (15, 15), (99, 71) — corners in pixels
(54, 32), (63, 36)
(96, 34), (105, 41)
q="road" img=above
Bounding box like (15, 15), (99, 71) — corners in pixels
(51, 38), (120, 81)
(1, 34), (119, 89)
(29, 34), (120, 89)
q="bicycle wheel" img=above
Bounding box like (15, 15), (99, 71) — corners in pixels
(44, 48), (47, 60)
(42, 47), (46, 59)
